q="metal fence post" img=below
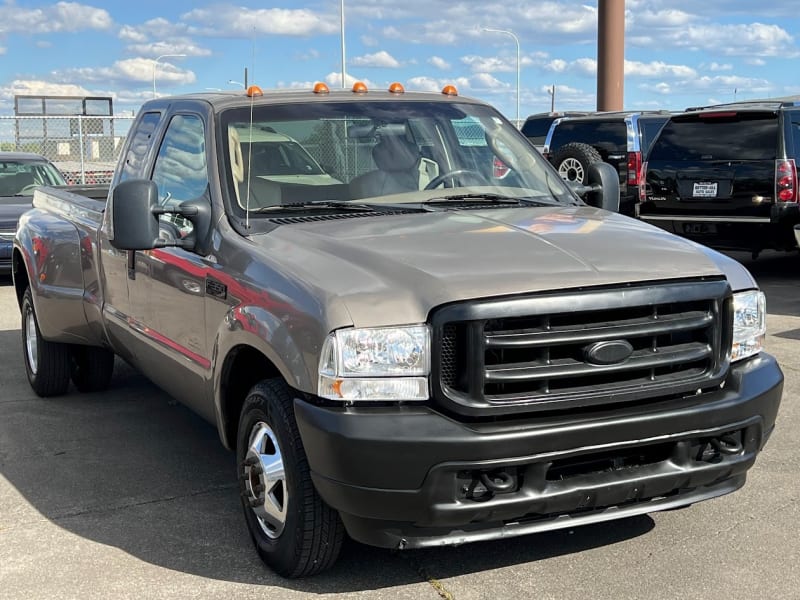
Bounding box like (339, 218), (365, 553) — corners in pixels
(78, 116), (86, 184)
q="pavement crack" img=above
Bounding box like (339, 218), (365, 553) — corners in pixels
(396, 551), (456, 600)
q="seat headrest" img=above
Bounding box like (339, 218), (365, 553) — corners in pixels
(372, 134), (419, 172)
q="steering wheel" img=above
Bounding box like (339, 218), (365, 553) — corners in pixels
(17, 184), (39, 195)
(424, 169), (489, 190)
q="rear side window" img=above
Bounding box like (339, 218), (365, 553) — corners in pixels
(549, 120), (626, 154)
(638, 118), (668, 154)
(118, 111), (161, 182)
(521, 117), (555, 144)
(649, 113), (778, 161)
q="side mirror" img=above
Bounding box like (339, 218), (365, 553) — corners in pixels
(109, 179), (161, 250)
(584, 162), (620, 213)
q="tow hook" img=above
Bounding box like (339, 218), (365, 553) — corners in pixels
(480, 470), (516, 493)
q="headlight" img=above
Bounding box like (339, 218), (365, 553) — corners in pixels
(318, 325), (430, 401)
(731, 290), (766, 362)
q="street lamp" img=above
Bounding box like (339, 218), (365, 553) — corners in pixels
(152, 54), (187, 98)
(340, 0), (347, 88)
(482, 27), (520, 128)
(228, 80), (245, 88)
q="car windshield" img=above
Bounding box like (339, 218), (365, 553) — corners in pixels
(219, 99), (575, 220)
(0, 159), (66, 198)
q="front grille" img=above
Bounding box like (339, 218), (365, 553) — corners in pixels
(432, 279), (731, 417)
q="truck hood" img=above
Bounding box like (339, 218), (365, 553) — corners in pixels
(257, 205), (755, 328)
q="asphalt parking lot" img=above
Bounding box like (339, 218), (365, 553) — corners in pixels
(1, 250), (798, 600)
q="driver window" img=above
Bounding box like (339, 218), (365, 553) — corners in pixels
(151, 114), (208, 238)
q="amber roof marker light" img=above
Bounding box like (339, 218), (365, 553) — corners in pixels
(313, 82), (331, 94)
(441, 85), (459, 96)
(352, 81), (368, 94)
(388, 82), (405, 94)
(246, 85), (263, 98)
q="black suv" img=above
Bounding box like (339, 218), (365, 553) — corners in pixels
(521, 111), (589, 150)
(543, 111), (670, 216)
(640, 100), (800, 256)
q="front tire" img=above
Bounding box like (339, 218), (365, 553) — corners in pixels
(237, 379), (344, 578)
(21, 287), (71, 397)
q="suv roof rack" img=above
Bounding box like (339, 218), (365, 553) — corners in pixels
(685, 97), (800, 112)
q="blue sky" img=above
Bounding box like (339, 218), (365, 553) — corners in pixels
(1, 0), (800, 120)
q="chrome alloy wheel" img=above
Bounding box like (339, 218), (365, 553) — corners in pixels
(243, 421), (288, 538)
(557, 157), (585, 182)
(25, 306), (38, 376)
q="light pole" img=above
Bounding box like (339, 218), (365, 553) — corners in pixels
(152, 54), (187, 98)
(482, 27), (520, 128)
(340, 0), (347, 88)
(228, 80), (245, 89)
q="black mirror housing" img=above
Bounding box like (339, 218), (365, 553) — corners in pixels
(109, 179), (161, 250)
(585, 162), (621, 213)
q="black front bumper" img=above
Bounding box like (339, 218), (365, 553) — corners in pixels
(295, 354), (783, 549)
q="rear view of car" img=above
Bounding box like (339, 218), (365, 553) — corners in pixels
(640, 103), (800, 254)
(543, 112), (669, 217)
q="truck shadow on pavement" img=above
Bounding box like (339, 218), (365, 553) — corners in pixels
(0, 328), (656, 592)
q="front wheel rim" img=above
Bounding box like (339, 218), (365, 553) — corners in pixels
(558, 157), (584, 182)
(25, 308), (38, 376)
(243, 421), (288, 539)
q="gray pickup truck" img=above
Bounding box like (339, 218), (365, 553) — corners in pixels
(12, 84), (783, 578)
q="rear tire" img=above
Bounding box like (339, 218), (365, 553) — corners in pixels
(70, 346), (115, 392)
(237, 379), (344, 578)
(21, 287), (71, 397)
(551, 142), (603, 185)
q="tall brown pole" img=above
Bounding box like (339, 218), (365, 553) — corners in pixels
(597, 0), (625, 111)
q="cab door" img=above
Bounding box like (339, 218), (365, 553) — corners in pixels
(125, 112), (214, 417)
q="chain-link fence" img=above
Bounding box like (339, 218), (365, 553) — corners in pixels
(0, 115), (134, 185)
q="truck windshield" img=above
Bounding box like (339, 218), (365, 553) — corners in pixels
(219, 100), (574, 219)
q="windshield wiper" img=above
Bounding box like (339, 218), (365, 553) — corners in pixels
(423, 193), (522, 204)
(424, 193), (561, 207)
(250, 201), (379, 213)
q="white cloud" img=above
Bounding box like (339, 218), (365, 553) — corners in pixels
(407, 76), (442, 92)
(624, 60), (697, 78)
(323, 72), (376, 89)
(0, 1), (112, 33)
(428, 56), (451, 70)
(471, 72), (511, 90)
(118, 25), (148, 43)
(182, 7), (338, 36)
(708, 62), (733, 71)
(361, 35), (378, 47)
(54, 57), (195, 86)
(665, 22), (796, 57)
(351, 51), (401, 68)
(633, 9), (694, 27)
(0, 46), (6, 55)
(126, 40), (211, 58)
(461, 55), (515, 73)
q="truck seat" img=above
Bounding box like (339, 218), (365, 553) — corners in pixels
(350, 134), (422, 199)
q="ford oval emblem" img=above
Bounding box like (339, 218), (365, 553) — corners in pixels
(584, 340), (634, 365)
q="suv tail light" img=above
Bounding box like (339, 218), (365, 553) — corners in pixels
(627, 151), (642, 187)
(775, 159), (797, 202)
(493, 157), (510, 179)
(639, 161), (648, 202)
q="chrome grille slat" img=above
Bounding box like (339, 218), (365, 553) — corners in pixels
(484, 311), (713, 349)
(485, 342), (712, 383)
